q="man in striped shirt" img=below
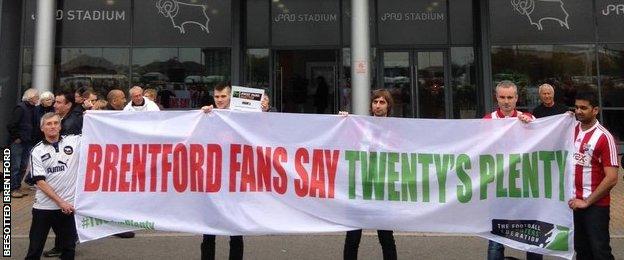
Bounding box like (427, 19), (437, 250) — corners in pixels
(568, 91), (619, 260)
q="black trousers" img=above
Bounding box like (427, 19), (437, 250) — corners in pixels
(574, 205), (614, 260)
(25, 209), (77, 260)
(343, 229), (396, 260)
(201, 234), (244, 260)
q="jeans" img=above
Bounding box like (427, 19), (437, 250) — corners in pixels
(487, 240), (543, 260)
(10, 141), (32, 191)
(344, 229), (396, 260)
(574, 205), (614, 260)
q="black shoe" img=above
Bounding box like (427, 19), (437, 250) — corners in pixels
(113, 231), (135, 238)
(43, 247), (61, 257)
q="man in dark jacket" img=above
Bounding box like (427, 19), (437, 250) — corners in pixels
(6, 88), (39, 198)
(53, 91), (83, 135)
(532, 84), (569, 118)
(105, 89), (127, 110)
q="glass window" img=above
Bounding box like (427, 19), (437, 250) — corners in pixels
(21, 48), (33, 91)
(602, 110), (624, 143)
(57, 47), (130, 97)
(383, 52), (412, 118)
(451, 47), (477, 119)
(417, 52), (445, 119)
(491, 45), (596, 109)
(598, 44), (624, 108)
(245, 48), (270, 91)
(132, 48), (230, 109)
(340, 48), (377, 112)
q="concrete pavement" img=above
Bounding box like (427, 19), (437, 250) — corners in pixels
(8, 232), (624, 259)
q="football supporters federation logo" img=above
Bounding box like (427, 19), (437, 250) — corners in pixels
(510, 0), (570, 31)
(156, 0), (210, 34)
(491, 219), (569, 251)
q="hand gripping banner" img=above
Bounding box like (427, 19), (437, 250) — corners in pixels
(74, 111), (576, 259)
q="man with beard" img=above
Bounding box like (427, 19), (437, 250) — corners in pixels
(341, 89), (398, 260)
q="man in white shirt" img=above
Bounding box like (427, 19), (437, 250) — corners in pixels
(25, 112), (80, 260)
(123, 86), (160, 111)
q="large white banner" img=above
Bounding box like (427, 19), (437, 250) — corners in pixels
(75, 111), (576, 259)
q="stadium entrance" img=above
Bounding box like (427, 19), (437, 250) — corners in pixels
(380, 50), (450, 119)
(273, 50), (339, 114)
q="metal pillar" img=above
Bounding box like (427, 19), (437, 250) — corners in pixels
(231, 0), (241, 85)
(32, 0), (56, 92)
(475, 0), (493, 114)
(351, 0), (370, 116)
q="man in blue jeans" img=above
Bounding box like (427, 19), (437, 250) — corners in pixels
(7, 88), (39, 198)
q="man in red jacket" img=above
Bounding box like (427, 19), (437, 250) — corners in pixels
(485, 81), (537, 260)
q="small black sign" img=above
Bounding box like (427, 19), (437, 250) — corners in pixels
(41, 153), (51, 162)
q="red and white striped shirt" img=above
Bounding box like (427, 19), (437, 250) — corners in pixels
(483, 109), (535, 119)
(573, 121), (620, 206)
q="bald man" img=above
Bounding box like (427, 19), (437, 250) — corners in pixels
(106, 89), (127, 111)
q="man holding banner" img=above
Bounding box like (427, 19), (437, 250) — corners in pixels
(484, 81), (540, 260)
(569, 91), (619, 260)
(342, 89), (398, 260)
(25, 113), (80, 260)
(201, 83), (244, 260)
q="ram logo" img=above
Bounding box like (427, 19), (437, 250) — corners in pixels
(511, 0), (570, 31)
(156, 0), (210, 34)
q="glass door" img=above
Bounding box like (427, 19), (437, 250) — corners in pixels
(380, 50), (449, 118)
(416, 51), (446, 118)
(382, 51), (413, 117)
(273, 50), (338, 114)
